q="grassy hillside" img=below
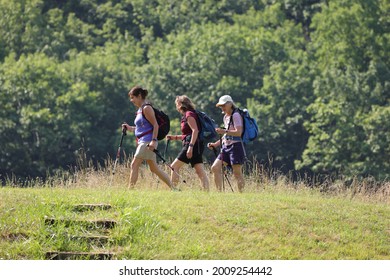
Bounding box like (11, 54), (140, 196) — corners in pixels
(1, 165), (389, 260)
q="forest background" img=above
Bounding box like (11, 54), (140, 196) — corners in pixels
(0, 0), (388, 183)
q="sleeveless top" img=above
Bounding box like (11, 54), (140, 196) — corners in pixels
(134, 107), (153, 143)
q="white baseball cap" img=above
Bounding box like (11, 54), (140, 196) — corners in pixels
(216, 95), (234, 107)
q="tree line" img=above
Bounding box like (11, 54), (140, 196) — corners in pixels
(0, 0), (388, 182)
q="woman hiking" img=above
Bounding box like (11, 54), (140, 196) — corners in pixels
(166, 95), (209, 191)
(207, 95), (245, 192)
(122, 86), (173, 189)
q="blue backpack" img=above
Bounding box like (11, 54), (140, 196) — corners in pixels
(195, 110), (218, 141)
(231, 108), (259, 144)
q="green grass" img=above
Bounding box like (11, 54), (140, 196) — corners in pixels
(1, 169), (389, 260)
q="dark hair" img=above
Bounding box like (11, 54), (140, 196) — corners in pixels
(129, 86), (148, 99)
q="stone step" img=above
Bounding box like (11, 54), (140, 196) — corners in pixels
(46, 251), (115, 260)
(44, 217), (117, 229)
(72, 204), (112, 212)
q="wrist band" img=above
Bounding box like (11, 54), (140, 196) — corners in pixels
(152, 138), (158, 141)
(189, 143), (194, 147)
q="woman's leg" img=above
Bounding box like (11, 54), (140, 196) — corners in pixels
(232, 164), (245, 192)
(170, 159), (185, 187)
(194, 163), (209, 191)
(211, 159), (223, 191)
(146, 159), (173, 189)
(129, 157), (143, 188)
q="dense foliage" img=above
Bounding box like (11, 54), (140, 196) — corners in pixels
(0, 0), (388, 181)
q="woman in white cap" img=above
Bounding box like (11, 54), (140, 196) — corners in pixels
(207, 95), (245, 192)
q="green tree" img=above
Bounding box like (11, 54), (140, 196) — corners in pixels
(141, 6), (313, 164)
(0, 40), (144, 179)
(268, 0), (325, 40)
(1, 0), (388, 181)
(255, 53), (315, 171)
(297, 0), (390, 179)
(297, 63), (389, 179)
(0, 53), (69, 178)
(131, 0), (263, 38)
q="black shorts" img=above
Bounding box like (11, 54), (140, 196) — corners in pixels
(177, 141), (204, 167)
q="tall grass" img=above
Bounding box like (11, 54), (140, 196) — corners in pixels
(1, 156), (389, 260)
(6, 154), (388, 201)
(2, 145), (387, 193)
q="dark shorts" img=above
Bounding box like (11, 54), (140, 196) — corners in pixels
(218, 142), (245, 166)
(177, 141), (204, 167)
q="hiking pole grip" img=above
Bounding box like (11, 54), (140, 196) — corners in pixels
(122, 125), (127, 135)
(119, 126), (127, 146)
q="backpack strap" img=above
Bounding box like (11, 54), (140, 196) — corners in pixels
(228, 109), (241, 129)
(226, 109), (241, 141)
(185, 110), (202, 153)
(185, 110), (201, 130)
(228, 109), (247, 158)
(227, 109), (235, 130)
(137, 104), (154, 140)
(141, 103), (153, 119)
(184, 110), (201, 140)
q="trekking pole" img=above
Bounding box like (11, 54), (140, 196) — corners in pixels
(112, 127), (127, 175)
(149, 146), (187, 184)
(239, 139), (252, 174)
(218, 135), (225, 191)
(212, 146), (233, 192)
